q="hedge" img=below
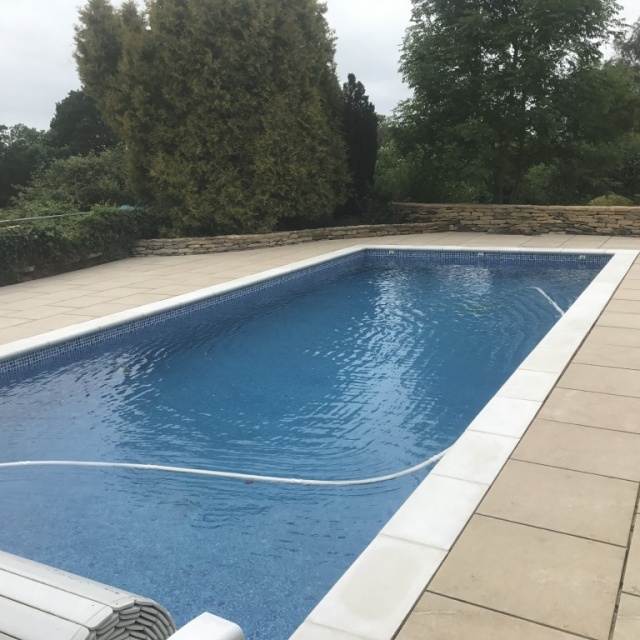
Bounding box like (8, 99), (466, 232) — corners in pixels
(0, 206), (160, 286)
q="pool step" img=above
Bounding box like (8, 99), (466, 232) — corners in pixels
(0, 550), (176, 640)
(169, 614), (244, 640)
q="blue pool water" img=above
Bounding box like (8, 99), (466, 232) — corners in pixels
(0, 252), (606, 638)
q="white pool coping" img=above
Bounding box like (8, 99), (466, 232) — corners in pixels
(0, 245), (637, 640)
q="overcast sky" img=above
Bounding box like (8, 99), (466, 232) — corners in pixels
(1, 0), (640, 130)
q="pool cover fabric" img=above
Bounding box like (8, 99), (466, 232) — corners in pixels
(0, 550), (176, 640)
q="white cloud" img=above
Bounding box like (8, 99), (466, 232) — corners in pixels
(0, 0), (412, 129)
(325, 0), (413, 113)
(621, 0), (640, 23)
(0, 0), (81, 129)
(2, 0), (640, 129)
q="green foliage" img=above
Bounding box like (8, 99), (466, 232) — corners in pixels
(10, 144), (132, 213)
(606, 133), (640, 200)
(519, 163), (560, 205)
(0, 205), (159, 286)
(518, 143), (615, 205)
(340, 73), (378, 216)
(47, 90), (119, 158)
(1, 91), (119, 210)
(588, 194), (635, 206)
(396, 0), (628, 204)
(517, 131), (640, 205)
(0, 124), (50, 207)
(373, 116), (427, 203)
(374, 139), (415, 202)
(375, 129), (493, 204)
(614, 18), (640, 73)
(75, 0), (350, 235)
(357, 186), (399, 224)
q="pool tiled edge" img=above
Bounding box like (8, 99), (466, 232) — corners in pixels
(0, 246), (363, 374)
(289, 247), (638, 640)
(0, 246), (611, 377)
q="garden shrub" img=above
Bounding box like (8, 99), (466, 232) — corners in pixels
(587, 194), (635, 206)
(9, 144), (132, 213)
(0, 205), (162, 286)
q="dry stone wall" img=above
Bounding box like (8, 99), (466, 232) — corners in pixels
(133, 203), (640, 256)
(133, 223), (442, 256)
(394, 203), (640, 235)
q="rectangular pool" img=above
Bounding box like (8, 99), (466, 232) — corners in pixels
(0, 247), (628, 640)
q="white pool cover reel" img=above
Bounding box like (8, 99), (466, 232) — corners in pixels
(0, 550), (176, 640)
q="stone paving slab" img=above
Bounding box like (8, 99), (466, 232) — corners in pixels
(396, 592), (578, 640)
(624, 267), (640, 278)
(617, 279), (640, 290)
(615, 288), (640, 301)
(427, 515), (625, 640)
(607, 299), (640, 314)
(600, 311), (640, 328)
(613, 594), (640, 640)
(513, 419), (640, 481)
(537, 387), (640, 433)
(588, 325), (640, 347)
(558, 363), (640, 398)
(476, 459), (637, 545)
(625, 515), (640, 597)
(574, 341), (640, 369)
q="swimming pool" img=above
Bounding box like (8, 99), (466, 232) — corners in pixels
(0, 248), (622, 639)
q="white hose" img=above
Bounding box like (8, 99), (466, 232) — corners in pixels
(531, 287), (565, 317)
(0, 448), (449, 487)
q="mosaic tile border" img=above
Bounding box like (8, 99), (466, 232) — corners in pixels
(365, 248), (610, 265)
(0, 247), (613, 383)
(0, 249), (363, 381)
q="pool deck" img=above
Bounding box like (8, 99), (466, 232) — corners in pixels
(1, 230), (640, 640)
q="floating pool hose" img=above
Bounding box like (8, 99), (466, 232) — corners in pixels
(531, 287), (565, 317)
(0, 448), (449, 487)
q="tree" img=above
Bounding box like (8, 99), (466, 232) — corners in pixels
(75, 0), (349, 235)
(608, 132), (640, 199)
(0, 124), (49, 208)
(398, 0), (624, 204)
(10, 144), (132, 213)
(516, 59), (640, 204)
(47, 90), (118, 157)
(615, 18), (640, 72)
(340, 74), (378, 216)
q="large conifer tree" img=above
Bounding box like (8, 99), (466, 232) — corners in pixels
(341, 74), (378, 216)
(75, 0), (349, 234)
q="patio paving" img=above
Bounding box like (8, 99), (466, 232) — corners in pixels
(1, 230), (640, 640)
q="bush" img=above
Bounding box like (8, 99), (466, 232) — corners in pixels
(373, 140), (415, 202)
(9, 145), (133, 213)
(588, 194), (635, 206)
(359, 186), (399, 224)
(0, 205), (162, 286)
